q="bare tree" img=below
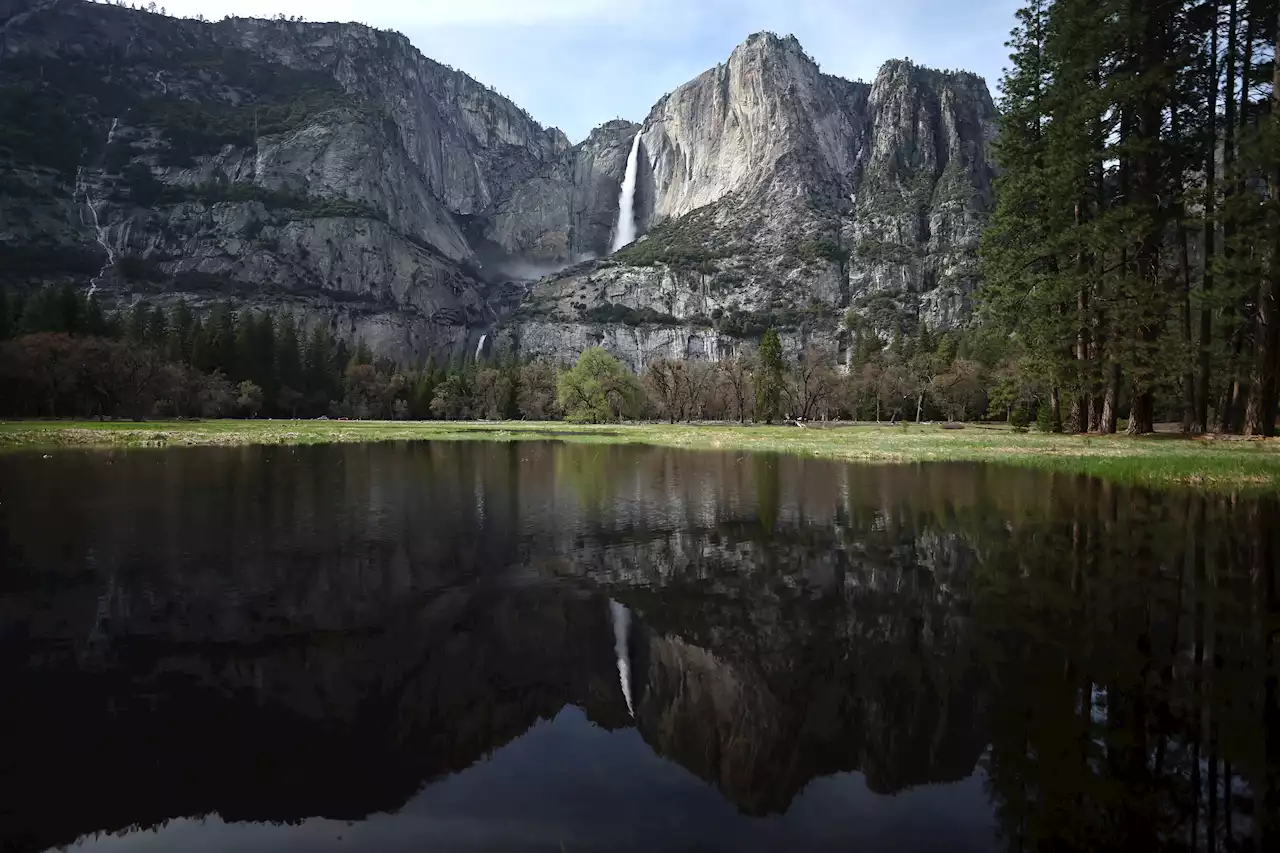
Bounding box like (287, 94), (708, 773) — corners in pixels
(875, 358), (912, 422)
(517, 360), (559, 420)
(929, 358), (985, 422)
(684, 360), (718, 421)
(790, 346), (838, 421)
(644, 358), (685, 422)
(474, 367), (513, 420)
(718, 356), (754, 423)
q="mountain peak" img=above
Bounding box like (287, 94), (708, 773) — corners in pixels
(730, 31), (813, 65)
(874, 58), (991, 90)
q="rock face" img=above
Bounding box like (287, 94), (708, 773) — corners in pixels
(502, 35), (997, 365)
(483, 119), (639, 264)
(0, 0), (610, 361)
(0, 2), (996, 364)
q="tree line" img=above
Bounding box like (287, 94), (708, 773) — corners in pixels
(981, 0), (1280, 435)
(2, 287), (1031, 424)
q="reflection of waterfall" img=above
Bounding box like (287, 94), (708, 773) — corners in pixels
(78, 117), (121, 298)
(609, 599), (634, 717)
(475, 333), (488, 362)
(610, 132), (643, 253)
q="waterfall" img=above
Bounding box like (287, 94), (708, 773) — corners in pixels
(611, 131), (643, 253)
(609, 599), (635, 718)
(79, 118), (121, 299)
(475, 333), (488, 361)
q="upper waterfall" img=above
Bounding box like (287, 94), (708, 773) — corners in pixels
(611, 131), (643, 252)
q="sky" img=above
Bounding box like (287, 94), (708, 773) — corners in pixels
(152, 0), (1023, 142)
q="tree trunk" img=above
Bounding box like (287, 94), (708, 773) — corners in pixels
(1218, 340), (1244, 433)
(1074, 202), (1091, 434)
(915, 391), (924, 423)
(1243, 7), (1280, 437)
(1192, 8), (1223, 425)
(1173, 102), (1196, 434)
(1244, 281), (1279, 436)
(1127, 391), (1154, 435)
(1126, 0), (1166, 438)
(1198, 9), (1221, 433)
(1050, 386), (1063, 433)
(1101, 362), (1121, 433)
(1216, 0), (1241, 434)
(1269, 327), (1280, 430)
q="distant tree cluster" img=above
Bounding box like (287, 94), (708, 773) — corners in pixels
(0, 286), (423, 421)
(1, 285), (1029, 426)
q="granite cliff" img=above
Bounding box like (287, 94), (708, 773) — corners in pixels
(504, 35), (997, 369)
(0, 1), (996, 365)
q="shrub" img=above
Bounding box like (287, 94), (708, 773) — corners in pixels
(1035, 404), (1059, 433)
(583, 303), (680, 326)
(797, 237), (849, 264)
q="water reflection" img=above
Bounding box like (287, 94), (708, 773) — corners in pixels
(0, 442), (1275, 852)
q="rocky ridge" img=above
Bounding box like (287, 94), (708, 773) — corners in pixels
(0, 1), (996, 365)
(501, 36), (997, 369)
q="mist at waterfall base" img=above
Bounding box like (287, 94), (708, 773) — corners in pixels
(611, 132), (643, 253)
(484, 254), (598, 283)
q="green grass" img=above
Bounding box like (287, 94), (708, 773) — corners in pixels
(2, 420), (1279, 492)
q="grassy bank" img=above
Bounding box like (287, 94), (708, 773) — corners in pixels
(2, 419), (1279, 492)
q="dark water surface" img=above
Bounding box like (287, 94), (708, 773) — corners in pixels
(1, 442), (1277, 853)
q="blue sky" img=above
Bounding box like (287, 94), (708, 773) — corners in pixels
(158, 0), (1022, 142)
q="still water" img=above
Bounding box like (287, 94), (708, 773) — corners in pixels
(0, 442), (1276, 852)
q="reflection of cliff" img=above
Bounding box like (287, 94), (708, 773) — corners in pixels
(1, 585), (632, 853)
(2, 442), (1272, 852)
(1, 522), (988, 852)
(600, 521), (987, 814)
(634, 627), (985, 813)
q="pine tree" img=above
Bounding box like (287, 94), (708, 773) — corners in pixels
(305, 325), (336, 409)
(205, 303), (237, 377)
(191, 317), (214, 373)
(240, 311), (276, 411)
(166, 300), (193, 363)
(146, 305), (167, 349)
(275, 315), (303, 398)
(234, 311), (256, 382)
(1242, 2), (1280, 435)
(350, 338), (373, 367)
(411, 356), (440, 419)
(55, 285), (85, 335)
(756, 329), (784, 423)
(127, 302), (149, 343)
(980, 0), (1072, 433)
(85, 295), (108, 337)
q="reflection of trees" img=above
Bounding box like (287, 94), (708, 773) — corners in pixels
(974, 484), (1277, 852)
(1, 444), (1276, 851)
